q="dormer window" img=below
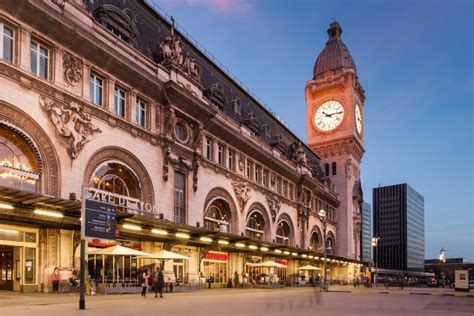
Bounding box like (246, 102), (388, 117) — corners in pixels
(203, 83), (227, 111)
(232, 99), (241, 115)
(93, 5), (138, 44)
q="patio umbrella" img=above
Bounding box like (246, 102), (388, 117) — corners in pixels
(254, 261), (287, 268)
(88, 245), (151, 256)
(297, 265), (321, 271)
(136, 250), (190, 260)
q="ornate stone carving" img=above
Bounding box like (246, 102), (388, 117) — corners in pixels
(162, 145), (200, 191)
(192, 153), (200, 192)
(63, 53), (82, 86)
(203, 83), (227, 110)
(345, 158), (353, 180)
(232, 181), (251, 212)
(290, 141), (308, 165)
(163, 106), (176, 138)
(266, 193), (281, 222)
(192, 123), (203, 152)
(159, 17), (201, 82)
(51, 0), (66, 9)
(40, 96), (101, 159)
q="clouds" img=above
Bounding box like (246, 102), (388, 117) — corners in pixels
(158, 0), (253, 16)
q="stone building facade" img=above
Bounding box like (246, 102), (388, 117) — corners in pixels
(0, 0), (362, 292)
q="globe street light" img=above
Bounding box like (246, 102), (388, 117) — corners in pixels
(439, 247), (446, 287)
(372, 237), (380, 287)
(318, 209), (328, 291)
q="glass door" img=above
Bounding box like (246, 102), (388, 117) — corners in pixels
(0, 245), (13, 290)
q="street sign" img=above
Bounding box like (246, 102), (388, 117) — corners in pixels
(83, 199), (116, 240)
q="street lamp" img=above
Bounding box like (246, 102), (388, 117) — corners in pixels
(318, 209), (328, 292)
(372, 237), (380, 287)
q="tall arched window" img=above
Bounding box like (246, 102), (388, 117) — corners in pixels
(326, 236), (335, 255)
(0, 125), (39, 192)
(324, 163), (329, 177)
(276, 221), (290, 245)
(245, 211), (265, 240)
(332, 162), (337, 175)
(91, 162), (140, 198)
(310, 231), (320, 250)
(204, 198), (231, 233)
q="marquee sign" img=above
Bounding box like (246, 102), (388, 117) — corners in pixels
(204, 252), (228, 261)
(86, 187), (158, 216)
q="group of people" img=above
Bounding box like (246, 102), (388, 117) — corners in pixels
(141, 267), (165, 298)
(51, 267), (80, 293)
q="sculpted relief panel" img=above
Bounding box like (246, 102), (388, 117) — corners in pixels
(40, 96), (101, 159)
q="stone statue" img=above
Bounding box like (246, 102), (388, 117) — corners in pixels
(266, 193), (281, 222)
(40, 96), (101, 159)
(290, 141), (307, 165)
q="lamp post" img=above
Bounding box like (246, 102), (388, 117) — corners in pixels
(318, 209), (328, 292)
(372, 237), (379, 287)
(439, 247), (446, 287)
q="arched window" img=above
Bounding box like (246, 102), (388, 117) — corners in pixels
(310, 231), (320, 250)
(91, 162), (140, 198)
(332, 162), (337, 176)
(326, 236), (335, 255)
(204, 198), (231, 233)
(324, 163), (329, 177)
(0, 125), (39, 192)
(276, 221), (290, 245)
(245, 211), (265, 240)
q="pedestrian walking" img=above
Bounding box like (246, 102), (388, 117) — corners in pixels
(141, 270), (149, 298)
(154, 267), (164, 298)
(51, 267), (60, 293)
(398, 275), (404, 290)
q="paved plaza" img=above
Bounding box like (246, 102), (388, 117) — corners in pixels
(1, 287), (473, 316)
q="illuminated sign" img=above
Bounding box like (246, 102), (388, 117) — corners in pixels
(86, 188), (158, 216)
(204, 252), (228, 261)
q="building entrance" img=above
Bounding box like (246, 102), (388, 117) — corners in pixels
(0, 245), (14, 290)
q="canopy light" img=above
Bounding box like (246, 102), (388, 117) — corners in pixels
(218, 240), (229, 245)
(176, 232), (190, 239)
(274, 249), (282, 254)
(34, 209), (64, 218)
(292, 252), (298, 256)
(123, 224), (142, 231)
(260, 247), (269, 252)
(152, 229), (168, 236)
(301, 254), (308, 258)
(0, 228), (19, 234)
(308, 255), (314, 259)
(0, 203), (14, 210)
(283, 251), (290, 255)
(235, 243), (246, 248)
(314, 256), (319, 260)
(200, 236), (212, 242)
(248, 245), (258, 250)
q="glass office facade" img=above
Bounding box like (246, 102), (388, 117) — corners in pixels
(406, 185), (425, 271)
(361, 202), (372, 262)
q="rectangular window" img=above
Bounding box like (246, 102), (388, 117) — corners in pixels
(205, 137), (212, 160)
(24, 247), (36, 284)
(217, 143), (224, 165)
(276, 177), (282, 194)
(289, 183), (294, 200)
(246, 160), (253, 180)
(228, 150), (234, 170)
(255, 165), (261, 184)
(1, 24), (14, 63)
(283, 181), (288, 198)
(174, 172), (186, 224)
(263, 169), (269, 187)
(135, 99), (146, 127)
(30, 41), (48, 79)
(114, 87), (126, 117)
(89, 73), (103, 106)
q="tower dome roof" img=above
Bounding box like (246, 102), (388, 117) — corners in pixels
(313, 22), (357, 79)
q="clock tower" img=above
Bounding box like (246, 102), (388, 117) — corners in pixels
(305, 22), (365, 260)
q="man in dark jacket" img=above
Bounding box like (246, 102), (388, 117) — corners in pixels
(154, 267), (165, 298)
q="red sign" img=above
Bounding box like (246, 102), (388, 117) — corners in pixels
(204, 252), (228, 261)
(277, 260), (288, 266)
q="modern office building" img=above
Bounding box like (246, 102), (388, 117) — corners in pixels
(0, 0), (365, 292)
(373, 184), (425, 271)
(360, 201), (371, 262)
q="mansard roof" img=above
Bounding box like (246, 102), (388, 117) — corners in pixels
(84, 0), (323, 177)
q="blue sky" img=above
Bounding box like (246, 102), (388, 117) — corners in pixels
(153, 0), (474, 261)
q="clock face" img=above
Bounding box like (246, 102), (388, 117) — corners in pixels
(314, 100), (344, 131)
(355, 104), (362, 135)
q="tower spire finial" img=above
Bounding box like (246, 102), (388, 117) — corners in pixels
(170, 16), (175, 37)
